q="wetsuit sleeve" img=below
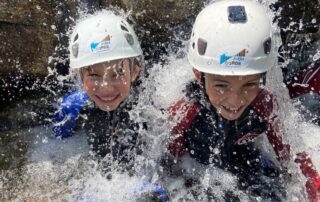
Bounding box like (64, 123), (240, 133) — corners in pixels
(267, 120), (320, 201)
(167, 99), (201, 158)
(52, 89), (89, 139)
(252, 89), (320, 201)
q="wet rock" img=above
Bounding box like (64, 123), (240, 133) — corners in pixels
(0, 92), (57, 133)
(0, 130), (29, 170)
(120, 0), (203, 61)
(0, 1), (77, 107)
(0, 1), (56, 76)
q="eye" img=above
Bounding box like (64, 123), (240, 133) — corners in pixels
(213, 84), (228, 93)
(115, 67), (125, 77)
(117, 68), (125, 75)
(244, 82), (259, 88)
(85, 67), (99, 77)
(88, 73), (99, 77)
(215, 84), (228, 89)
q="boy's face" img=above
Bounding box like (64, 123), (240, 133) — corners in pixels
(193, 68), (262, 120)
(81, 59), (140, 111)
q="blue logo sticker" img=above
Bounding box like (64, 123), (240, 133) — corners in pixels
(90, 35), (112, 52)
(219, 49), (247, 67)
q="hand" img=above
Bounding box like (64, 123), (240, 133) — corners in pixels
(306, 175), (320, 202)
(132, 182), (168, 202)
(52, 90), (88, 138)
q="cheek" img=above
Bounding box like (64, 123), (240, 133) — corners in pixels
(244, 89), (260, 103)
(83, 77), (96, 93)
(118, 77), (131, 96)
(205, 86), (221, 107)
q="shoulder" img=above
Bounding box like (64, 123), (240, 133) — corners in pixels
(169, 98), (202, 134)
(167, 98), (202, 157)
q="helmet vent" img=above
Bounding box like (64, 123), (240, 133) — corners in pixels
(73, 34), (79, 42)
(121, 25), (129, 32)
(72, 43), (79, 58)
(192, 42), (195, 50)
(263, 37), (271, 54)
(228, 6), (247, 23)
(125, 33), (134, 45)
(197, 38), (207, 55)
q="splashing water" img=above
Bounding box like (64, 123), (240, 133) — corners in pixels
(1, 1), (320, 201)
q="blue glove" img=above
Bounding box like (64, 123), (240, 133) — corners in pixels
(133, 182), (168, 202)
(52, 89), (89, 139)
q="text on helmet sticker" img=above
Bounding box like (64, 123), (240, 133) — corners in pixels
(90, 34), (112, 53)
(220, 49), (248, 67)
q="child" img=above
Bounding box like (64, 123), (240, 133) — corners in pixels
(166, 1), (320, 201)
(52, 12), (144, 170)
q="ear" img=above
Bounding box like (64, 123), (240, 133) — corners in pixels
(192, 67), (202, 85)
(131, 64), (141, 81)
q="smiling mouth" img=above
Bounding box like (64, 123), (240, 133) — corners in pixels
(95, 94), (119, 103)
(221, 105), (243, 114)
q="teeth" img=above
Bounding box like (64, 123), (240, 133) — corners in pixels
(223, 105), (240, 112)
(98, 95), (117, 101)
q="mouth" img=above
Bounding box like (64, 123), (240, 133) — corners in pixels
(221, 105), (243, 114)
(95, 94), (119, 103)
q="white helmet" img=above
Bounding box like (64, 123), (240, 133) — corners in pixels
(188, 0), (277, 76)
(69, 12), (143, 69)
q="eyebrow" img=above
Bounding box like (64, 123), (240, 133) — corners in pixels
(86, 67), (94, 73)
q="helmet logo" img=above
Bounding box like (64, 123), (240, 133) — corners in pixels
(72, 43), (79, 58)
(90, 35), (112, 53)
(219, 49), (248, 67)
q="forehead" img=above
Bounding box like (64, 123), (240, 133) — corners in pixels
(88, 59), (130, 72)
(206, 73), (261, 83)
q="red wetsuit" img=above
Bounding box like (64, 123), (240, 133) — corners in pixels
(168, 82), (320, 202)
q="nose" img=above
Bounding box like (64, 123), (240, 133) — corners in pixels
(226, 90), (245, 108)
(96, 79), (115, 93)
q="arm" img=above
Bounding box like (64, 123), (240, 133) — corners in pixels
(252, 89), (320, 201)
(52, 89), (89, 139)
(167, 99), (201, 157)
(267, 121), (320, 202)
(159, 99), (201, 177)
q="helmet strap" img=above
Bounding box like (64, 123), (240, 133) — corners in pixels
(130, 58), (136, 74)
(200, 73), (212, 108)
(261, 72), (267, 86)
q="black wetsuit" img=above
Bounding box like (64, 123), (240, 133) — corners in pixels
(83, 100), (143, 171)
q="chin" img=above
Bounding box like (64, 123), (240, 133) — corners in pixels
(96, 102), (120, 112)
(220, 111), (243, 121)
(222, 115), (240, 120)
